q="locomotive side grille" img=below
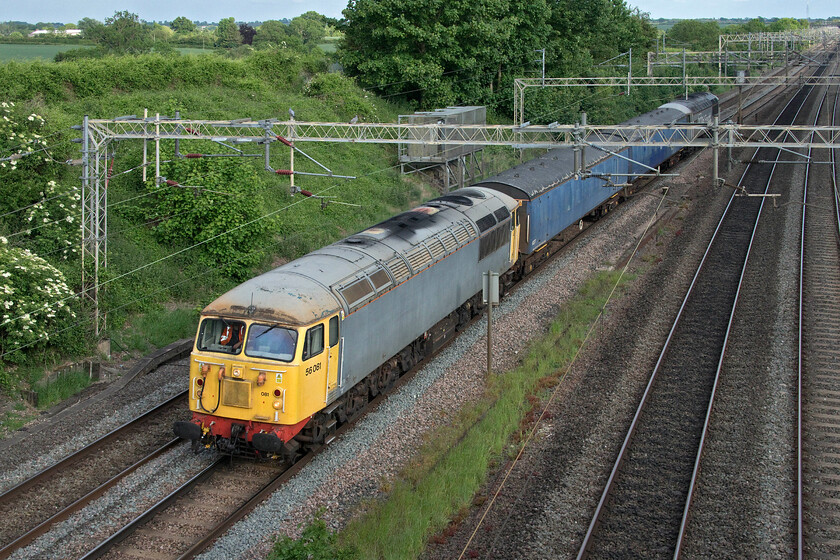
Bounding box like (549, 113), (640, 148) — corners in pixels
(463, 220), (479, 238)
(494, 207), (510, 222)
(475, 214), (497, 233)
(405, 246), (433, 272)
(222, 379), (252, 408)
(454, 224), (472, 245)
(339, 278), (374, 306)
(385, 257), (410, 283)
(441, 231), (458, 253)
(426, 238), (446, 260)
(369, 268), (392, 291)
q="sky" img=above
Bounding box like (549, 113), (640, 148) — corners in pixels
(3, 0), (836, 25)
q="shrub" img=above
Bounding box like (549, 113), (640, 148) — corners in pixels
(0, 238), (78, 371)
(303, 73), (379, 122)
(269, 512), (356, 560)
(128, 156), (272, 280)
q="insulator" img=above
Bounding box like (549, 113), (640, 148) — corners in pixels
(276, 136), (294, 147)
(165, 179), (179, 187)
(276, 169), (293, 175)
(300, 190), (314, 197)
(185, 153), (203, 158)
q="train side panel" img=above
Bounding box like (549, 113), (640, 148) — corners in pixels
(338, 220), (514, 392)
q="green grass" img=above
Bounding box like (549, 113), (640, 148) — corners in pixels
(111, 306), (199, 355)
(0, 44), (90, 61)
(0, 402), (35, 436)
(36, 369), (93, 409)
(332, 269), (633, 559)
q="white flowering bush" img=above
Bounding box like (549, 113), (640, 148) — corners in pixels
(0, 237), (78, 372)
(0, 101), (80, 263)
(0, 101), (48, 173)
(23, 179), (82, 260)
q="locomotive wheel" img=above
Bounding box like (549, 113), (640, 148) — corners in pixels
(346, 386), (368, 422)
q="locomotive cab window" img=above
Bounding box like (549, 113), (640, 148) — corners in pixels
(329, 316), (339, 347)
(303, 324), (325, 360)
(197, 318), (246, 355)
(244, 323), (298, 362)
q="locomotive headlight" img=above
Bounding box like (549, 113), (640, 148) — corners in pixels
(232, 366), (243, 378)
(257, 372), (266, 386)
(218, 366), (226, 380)
(273, 400), (283, 410)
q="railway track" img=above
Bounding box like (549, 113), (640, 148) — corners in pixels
(576, 66), (824, 559)
(799, 71), (840, 558)
(0, 390), (188, 559)
(76, 354), (427, 560)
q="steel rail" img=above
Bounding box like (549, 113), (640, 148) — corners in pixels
(672, 85), (814, 557)
(576, 72), (817, 559)
(77, 457), (225, 560)
(0, 390), (187, 507)
(0, 438), (181, 559)
(797, 69), (840, 560)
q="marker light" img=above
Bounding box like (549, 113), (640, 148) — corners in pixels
(196, 377), (204, 386)
(218, 366), (226, 380)
(274, 388), (282, 397)
(257, 372), (266, 386)
(232, 366), (243, 378)
(200, 363), (210, 375)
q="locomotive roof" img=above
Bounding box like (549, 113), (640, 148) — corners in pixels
(202, 186), (518, 326)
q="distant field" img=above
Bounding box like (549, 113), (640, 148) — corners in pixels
(0, 44), (89, 62)
(318, 36), (340, 53)
(175, 47), (215, 55)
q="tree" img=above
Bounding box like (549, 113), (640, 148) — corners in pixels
(341, 0), (551, 109)
(289, 11), (326, 44)
(150, 23), (174, 43)
(216, 17), (242, 47)
(170, 16), (196, 34)
(84, 11), (152, 53)
(239, 23), (256, 45)
(77, 17), (102, 35)
(667, 19), (721, 51)
(769, 18), (807, 32)
(253, 20), (289, 46)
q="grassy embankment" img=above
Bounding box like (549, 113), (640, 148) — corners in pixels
(0, 50), (522, 427)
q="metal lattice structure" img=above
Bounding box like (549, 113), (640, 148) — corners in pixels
(81, 84), (840, 335)
(514, 29), (839, 125)
(513, 73), (840, 126)
(81, 116), (110, 336)
(646, 50), (828, 73)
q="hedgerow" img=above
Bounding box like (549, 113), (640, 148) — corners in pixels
(0, 51), (327, 103)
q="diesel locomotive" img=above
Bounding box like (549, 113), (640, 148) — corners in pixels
(174, 92), (718, 459)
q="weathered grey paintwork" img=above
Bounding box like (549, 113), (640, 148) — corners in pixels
(475, 93), (718, 254)
(203, 186), (518, 401)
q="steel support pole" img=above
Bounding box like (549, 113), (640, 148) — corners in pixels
(712, 116), (720, 189)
